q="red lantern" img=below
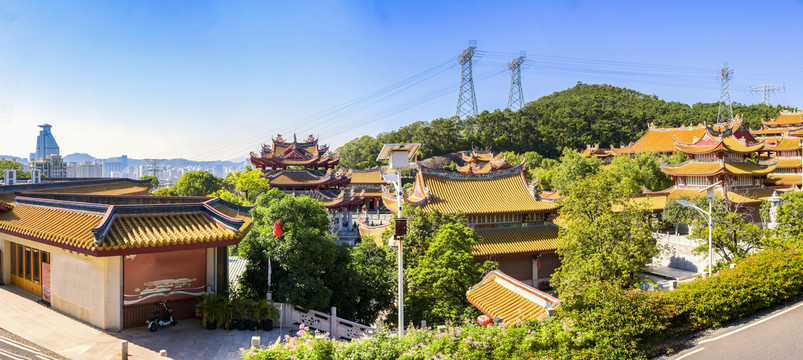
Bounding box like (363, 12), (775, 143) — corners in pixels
(273, 221), (283, 238)
(477, 315), (492, 326)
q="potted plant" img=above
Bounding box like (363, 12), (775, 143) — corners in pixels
(196, 293), (218, 330)
(213, 294), (230, 331)
(230, 296), (249, 331)
(247, 299), (260, 331)
(258, 299), (280, 331)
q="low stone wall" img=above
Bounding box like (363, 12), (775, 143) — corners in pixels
(652, 233), (722, 273)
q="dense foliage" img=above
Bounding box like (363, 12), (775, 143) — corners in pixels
(767, 191), (803, 249)
(668, 249), (803, 329)
(336, 83), (795, 168)
(0, 159), (30, 178)
(690, 198), (767, 267)
(170, 170), (227, 197)
(244, 249), (803, 360)
(553, 172), (658, 294)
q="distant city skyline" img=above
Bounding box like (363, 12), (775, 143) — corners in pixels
(2, 1), (802, 160)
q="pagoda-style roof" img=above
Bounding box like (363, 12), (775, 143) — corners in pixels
(473, 225), (559, 256)
(580, 144), (614, 158)
(461, 146), (494, 163)
(761, 111), (803, 127)
(466, 270), (560, 322)
(613, 121), (754, 154)
(263, 169), (351, 188)
(250, 134), (339, 170)
(660, 159), (777, 176)
(382, 162), (556, 215)
(349, 167), (384, 185)
(766, 174), (803, 186)
(306, 189), (367, 210)
(0, 178), (153, 202)
(771, 158), (802, 169)
(764, 135), (803, 152)
(536, 189), (564, 202)
(673, 128), (765, 154)
(0, 194), (252, 257)
(642, 186), (780, 208)
(457, 147), (512, 174)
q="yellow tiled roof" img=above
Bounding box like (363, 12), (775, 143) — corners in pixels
(751, 127), (789, 135)
(774, 158), (802, 168)
(674, 133), (764, 154)
(267, 171), (331, 185)
(102, 214), (238, 250)
(762, 112), (803, 126)
(0, 204), (102, 249)
(349, 168), (383, 184)
(661, 160), (775, 176)
(28, 182), (153, 196)
(765, 136), (803, 152)
(422, 172), (556, 215)
(766, 174), (802, 186)
(662, 186), (773, 205)
(0, 198), (252, 254)
(616, 122), (750, 154)
(466, 270), (560, 322)
(358, 222), (390, 247)
(473, 225), (559, 256)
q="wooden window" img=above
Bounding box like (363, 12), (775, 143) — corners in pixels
(24, 247), (31, 281)
(33, 250), (40, 283)
(17, 244), (23, 278)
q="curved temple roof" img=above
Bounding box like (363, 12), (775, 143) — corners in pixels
(660, 159), (777, 176)
(382, 162), (556, 215)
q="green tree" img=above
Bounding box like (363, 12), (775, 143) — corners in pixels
(661, 196), (706, 234)
(768, 191), (803, 249)
(550, 148), (603, 192)
(553, 173), (657, 294)
(0, 159), (30, 178)
(224, 169), (270, 204)
(152, 187), (172, 196)
(690, 199), (767, 267)
(139, 175), (159, 193)
(408, 223), (494, 324)
(171, 171), (226, 197)
(349, 240), (395, 325)
(605, 151), (673, 193)
(337, 135), (384, 169)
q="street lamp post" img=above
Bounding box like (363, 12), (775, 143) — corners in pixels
(377, 143), (420, 339)
(676, 181), (721, 278)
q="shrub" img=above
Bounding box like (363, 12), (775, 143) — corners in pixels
(668, 249), (803, 329)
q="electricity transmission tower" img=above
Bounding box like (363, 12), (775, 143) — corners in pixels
(144, 159), (164, 178)
(716, 65), (734, 124)
(749, 84), (785, 105)
(456, 40), (478, 118)
(507, 51), (526, 111)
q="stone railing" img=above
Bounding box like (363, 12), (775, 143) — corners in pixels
(274, 303), (375, 341)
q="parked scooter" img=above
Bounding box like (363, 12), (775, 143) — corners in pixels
(147, 300), (177, 332)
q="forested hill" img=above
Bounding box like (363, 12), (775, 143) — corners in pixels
(337, 83), (795, 168)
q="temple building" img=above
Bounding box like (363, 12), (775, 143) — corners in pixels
(457, 147), (512, 174)
(580, 144), (614, 165)
(250, 135), (385, 233)
(653, 126), (777, 219)
(750, 110), (803, 143)
(370, 162), (560, 290)
(610, 119), (755, 156)
(0, 177), (251, 330)
(762, 135), (803, 187)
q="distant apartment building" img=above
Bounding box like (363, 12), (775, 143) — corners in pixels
(32, 155), (67, 178)
(102, 156), (128, 177)
(75, 162), (103, 178)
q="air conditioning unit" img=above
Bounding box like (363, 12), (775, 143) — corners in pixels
(4, 170), (16, 185)
(31, 169), (41, 184)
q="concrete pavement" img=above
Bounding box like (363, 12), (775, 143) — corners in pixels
(667, 297), (803, 360)
(0, 285), (285, 360)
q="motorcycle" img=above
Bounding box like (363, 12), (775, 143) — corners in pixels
(146, 300), (177, 332)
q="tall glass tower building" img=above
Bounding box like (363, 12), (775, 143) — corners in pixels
(35, 124), (60, 160)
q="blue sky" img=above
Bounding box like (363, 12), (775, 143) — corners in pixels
(1, 1), (802, 160)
